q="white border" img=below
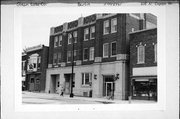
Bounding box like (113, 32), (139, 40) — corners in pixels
(11, 6), (169, 112)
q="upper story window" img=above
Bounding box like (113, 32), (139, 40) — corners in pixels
(73, 31), (78, 43)
(84, 28), (89, 41)
(37, 56), (41, 69)
(54, 36), (58, 47)
(58, 52), (61, 63)
(90, 26), (95, 39)
(59, 35), (62, 46)
(67, 51), (72, 63)
(89, 47), (94, 61)
(103, 43), (109, 58)
(111, 18), (117, 33)
(82, 73), (92, 86)
(103, 20), (110, 35)
(27, 54), (39, 71)
(137, 44), (145, 64)
(154, 43), (157, 63)
(68, 33), (72, 44)
(83, 48), (88, 61)
(111, 42), (117, 56)
(53, 53), (57, 65)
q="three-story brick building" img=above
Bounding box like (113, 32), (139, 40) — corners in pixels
(45, 13), (155, 100)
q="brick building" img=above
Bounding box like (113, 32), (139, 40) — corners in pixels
(129, 28), (157, 100)
(23, 44), (49, 92)
(45, 13), (156, 100)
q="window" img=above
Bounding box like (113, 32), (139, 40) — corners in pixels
(67, 51), (72, 63)
(154, 43), (157, 62)
(83, 48), (88, 61)
(137, 45), (145, 64)
(54, 36), (58, 47)
(59, 35), (62, 46)
(58, 53), (61, 63)
(53, 53), (57, 65)
(111, 18), (117, 33)
(68, 33), (72, 44)
(37, 56), (41, 68)
(74, 50), (78, 61)
(82, 73), (92, 86)
(73, 31), (78, 43)
(90, 26), (95, 39)
(104, 20), (110, 34)
(103, 43), (109, 58)
(84, 28), (89, 41)
(111, 42), (117, 56)
(89, 47), (94, 60)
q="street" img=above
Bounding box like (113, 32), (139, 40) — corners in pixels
(22, 91), (156, 104)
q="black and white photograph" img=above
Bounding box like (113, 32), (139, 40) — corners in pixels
(1, 2), (179, 119)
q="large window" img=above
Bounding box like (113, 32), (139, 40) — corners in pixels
(54, 36), (58, 47)
(111, 42), (117, 56)
(103, 43), (109, 58)
(154, 43), (157, 62)
(111, 18), (117, 33)
(84, 28), (89, 41)
(68, 33), (72, 44)
(58, 53), (61, 63)
(137, 45), (145, 64)
(53, 53), (57, 65)
(103, 20), (110, 35)
(73, 31), (78, 43)
(82, 73), (92, 86)
(67, 51), (72, 63)
(90, 26), (95, 39)
(89, 47), (94, 61)
(83, 48), (88, 61)
(59, 35), (62, 46)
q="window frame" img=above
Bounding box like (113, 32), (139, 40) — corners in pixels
(84, 28), (89, 41)
(73, 31), (78, 43)
(54, 36), (58, 47)
(82, 73), (92, 86)
(89, 47), (94, 61)
(57, 52), (61, 64)
(58, 35), (62, 46)
(137, 45), (145, 64)
(103, 20), (110, 35)
(53, 53), (57, 65)
(83, 48), (89, 61)
(67, 51), (72, 63)
(103, 43), (109, 58)
(111, 41), (117, 57)
(111, 18), (117, 33)
(154, 43), (157, 63)
(90, 26), (95, 39)
(68, 33), (72, 45)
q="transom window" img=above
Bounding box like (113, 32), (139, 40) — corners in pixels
(84, 28), (89, 41)
(83, 48), (88, 61)
(59, 35), (62, 46)
(89, 47), (94, 61)
(103, 20), (110, 35)
(54, 36), (58, 47)
(90, 26), (95, 39)
(111, 18), (117, 33)
(111, 42), (117, 56)
(82, 73), (92, 86)
(137, 45), (145, 64)
(103, 43), (109, 58)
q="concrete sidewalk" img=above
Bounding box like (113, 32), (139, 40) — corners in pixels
(22, 91), (156, 104)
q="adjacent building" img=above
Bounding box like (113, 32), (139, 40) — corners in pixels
(45, 13), (156, 100)
(129, 28), (157, 100)
(23, 44), (49, 92)
(22, 52), (27, 90)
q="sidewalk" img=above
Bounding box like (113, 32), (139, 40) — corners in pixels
(22, 91), (157, 104)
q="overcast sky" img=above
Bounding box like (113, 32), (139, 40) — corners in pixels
(21, 12), (92, 50)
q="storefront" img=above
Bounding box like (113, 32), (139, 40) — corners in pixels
(131, 77), (157, 100)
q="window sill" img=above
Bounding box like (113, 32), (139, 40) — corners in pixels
(90, 38), (95, 40)
(83, 59), (88, 62)
(84, 39), (89, 41)
(103, 56), (109, 58)
(103, 33), (109, 35)
(111, 31), (117, 34)
(137, 62), (145, 64)
(82, 85), (91, 88)
(110, 55), (117, 58)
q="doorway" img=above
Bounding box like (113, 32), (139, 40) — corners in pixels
(103, 75), (114, 97)
(106, 82), (114, 96)
(64, 74), (75, 94)
(51, 74), (59, 93)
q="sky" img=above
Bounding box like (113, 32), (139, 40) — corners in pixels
(21, 12), (92, 50)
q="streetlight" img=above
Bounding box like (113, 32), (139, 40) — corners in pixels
(63, 31), (75, 98)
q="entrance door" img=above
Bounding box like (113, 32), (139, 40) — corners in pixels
(106, 82), (113, 97)
(29, 78), (35, 91)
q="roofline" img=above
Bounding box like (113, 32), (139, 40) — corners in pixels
(129, 27), (157, 35)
